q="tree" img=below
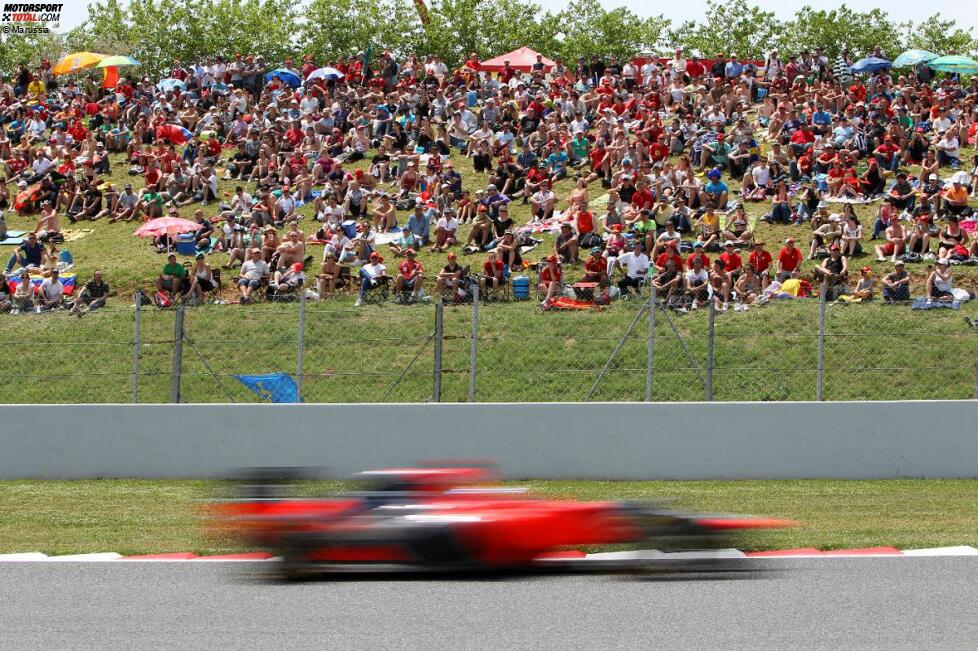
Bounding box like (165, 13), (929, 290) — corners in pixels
(901, 14), (977, 57)
(673, 0), (783, 59)
(785, 6), (901, 60)
(556, 0), (669, 63)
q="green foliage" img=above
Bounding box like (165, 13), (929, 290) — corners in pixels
(671, 0), (782, 59)
(3, 0), (977, 77)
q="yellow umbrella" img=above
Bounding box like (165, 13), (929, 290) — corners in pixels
(52, 52), (107, 76)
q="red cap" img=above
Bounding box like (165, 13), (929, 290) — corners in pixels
(369, 251), (381, 260)
(291, 262), (303, 272)
(547, 255), (558, 263)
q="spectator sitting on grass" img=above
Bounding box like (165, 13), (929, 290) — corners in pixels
(838, 266), (874, 303)
(582, 247), (609, 287)
(69, 269), (109, 316)
(614, 241), (650, 300)
(813, 243), (849, 297)
(554, 222), (578, 264)
(538, 254), (563, 305)
(927, 259), (956, 303)
(35, 268), (64, 311)
(8, 231), (44, 273)
(480, 250), (507, 294)
(11, 270), (33, 314)
(882, 260), (911, 302)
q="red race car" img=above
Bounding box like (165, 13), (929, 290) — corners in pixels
(211, 466), (789, 578)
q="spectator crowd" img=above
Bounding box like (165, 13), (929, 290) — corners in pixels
(1, 42), (977, 316)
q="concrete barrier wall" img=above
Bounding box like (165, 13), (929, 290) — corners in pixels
(2, 402), (978, 480)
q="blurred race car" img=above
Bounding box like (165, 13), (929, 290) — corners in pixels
(211, 466), (790, 578)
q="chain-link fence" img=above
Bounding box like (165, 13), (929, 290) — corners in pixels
(2, 289), (976, 403)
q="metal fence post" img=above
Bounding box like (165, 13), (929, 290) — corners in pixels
(645, 285), (656, 402)
(297, 290), (306, 400)
(171, 303), (185, 404)
(132, 292), (142, 403)
(817, 280), (827, 401)
(706, 299), (715, 401)
(469, 285), (478, 402)
(433, 299), (443, 402)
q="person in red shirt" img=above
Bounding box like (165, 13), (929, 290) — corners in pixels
(776, 238), (803, 281)
(479, 250), (507, 294)
(718, 241), (743, 288)
(788, 125), (815, 158)
(648, 134), (669, 163)
(873, 135), (901, 171)
(685, 241), (711, 269)
(654, 241), (683, 273)
(300, 55), (317, 79)
(582, 247), (609, 286)
(574, 203), (595, 236)
(395, 248), (424, 301)
(630, 181), (654, 214)
(538, 254), (563, 305)
(747, 241), (772, 287)
(498, 61), (516, 83)
(685, 56), (706, 78)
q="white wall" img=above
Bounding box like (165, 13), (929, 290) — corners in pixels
(2, 402), (977, 479)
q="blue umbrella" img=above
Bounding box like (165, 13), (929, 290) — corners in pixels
(851, 57), (892, 74)
(157, 77), (186, 92)
(892, 49), (938, 68)
(265, 69), (301, 88)
(305, 66), (345, 82)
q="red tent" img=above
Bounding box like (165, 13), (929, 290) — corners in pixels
(480, 47), (555, 73)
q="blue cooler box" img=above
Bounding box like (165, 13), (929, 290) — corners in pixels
(512, 275), (530, 300)
(175, 233), (197, 256)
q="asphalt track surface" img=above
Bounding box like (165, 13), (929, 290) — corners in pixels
(2, 559), (977, 649)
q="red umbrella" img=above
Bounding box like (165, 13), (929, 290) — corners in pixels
(134, 216), (201, 238)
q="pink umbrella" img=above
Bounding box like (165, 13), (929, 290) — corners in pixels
(134, 216), (201, 237)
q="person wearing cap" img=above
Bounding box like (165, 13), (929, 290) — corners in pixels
(581, 247), (609, 287)
(873, 134), (901, 172)
(719, 240), (743, 287)
(699, 135), (731, 175)
(926, 258), (959, 304)
(270, 261), (305, 297)
(882, 260), (911, 302)
(395, 249), (425, 302)
(809, 213), (843, 259)
(538, 254), (564, 305)
(941, 175), (972, 219)
(694, 207), (721, 251)
(874, 218), (907, 262)
(530, 181), (555, 221)
(435, 252), (465, 298)
(237, 248), (269, 303)
(355, 252), (388, 307)
(838, 266), (875, 303)
(699, 168), (729, 211)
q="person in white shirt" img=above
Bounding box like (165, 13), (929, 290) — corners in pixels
(431, 210), (459, 253)
(36, 269), (64, 310)
(936, 133), (960, 168)
(237, 248), (270, 301)
(355, 251), (388, 306)
(751, 159), (772, 189)
(530, 184), (555, 220)
(684, 257), (710, 308)
(613, 241), (650, 298)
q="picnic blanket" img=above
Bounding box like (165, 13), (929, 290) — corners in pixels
(960, 219), (977, 234)
(912, 297), (960, 310)
(542, 296), (600, 311)
(60, 228), (93, 243)
(0, 230), (28, 245)
(372, 227), (403, 245)
(5, 272), (77, 296)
